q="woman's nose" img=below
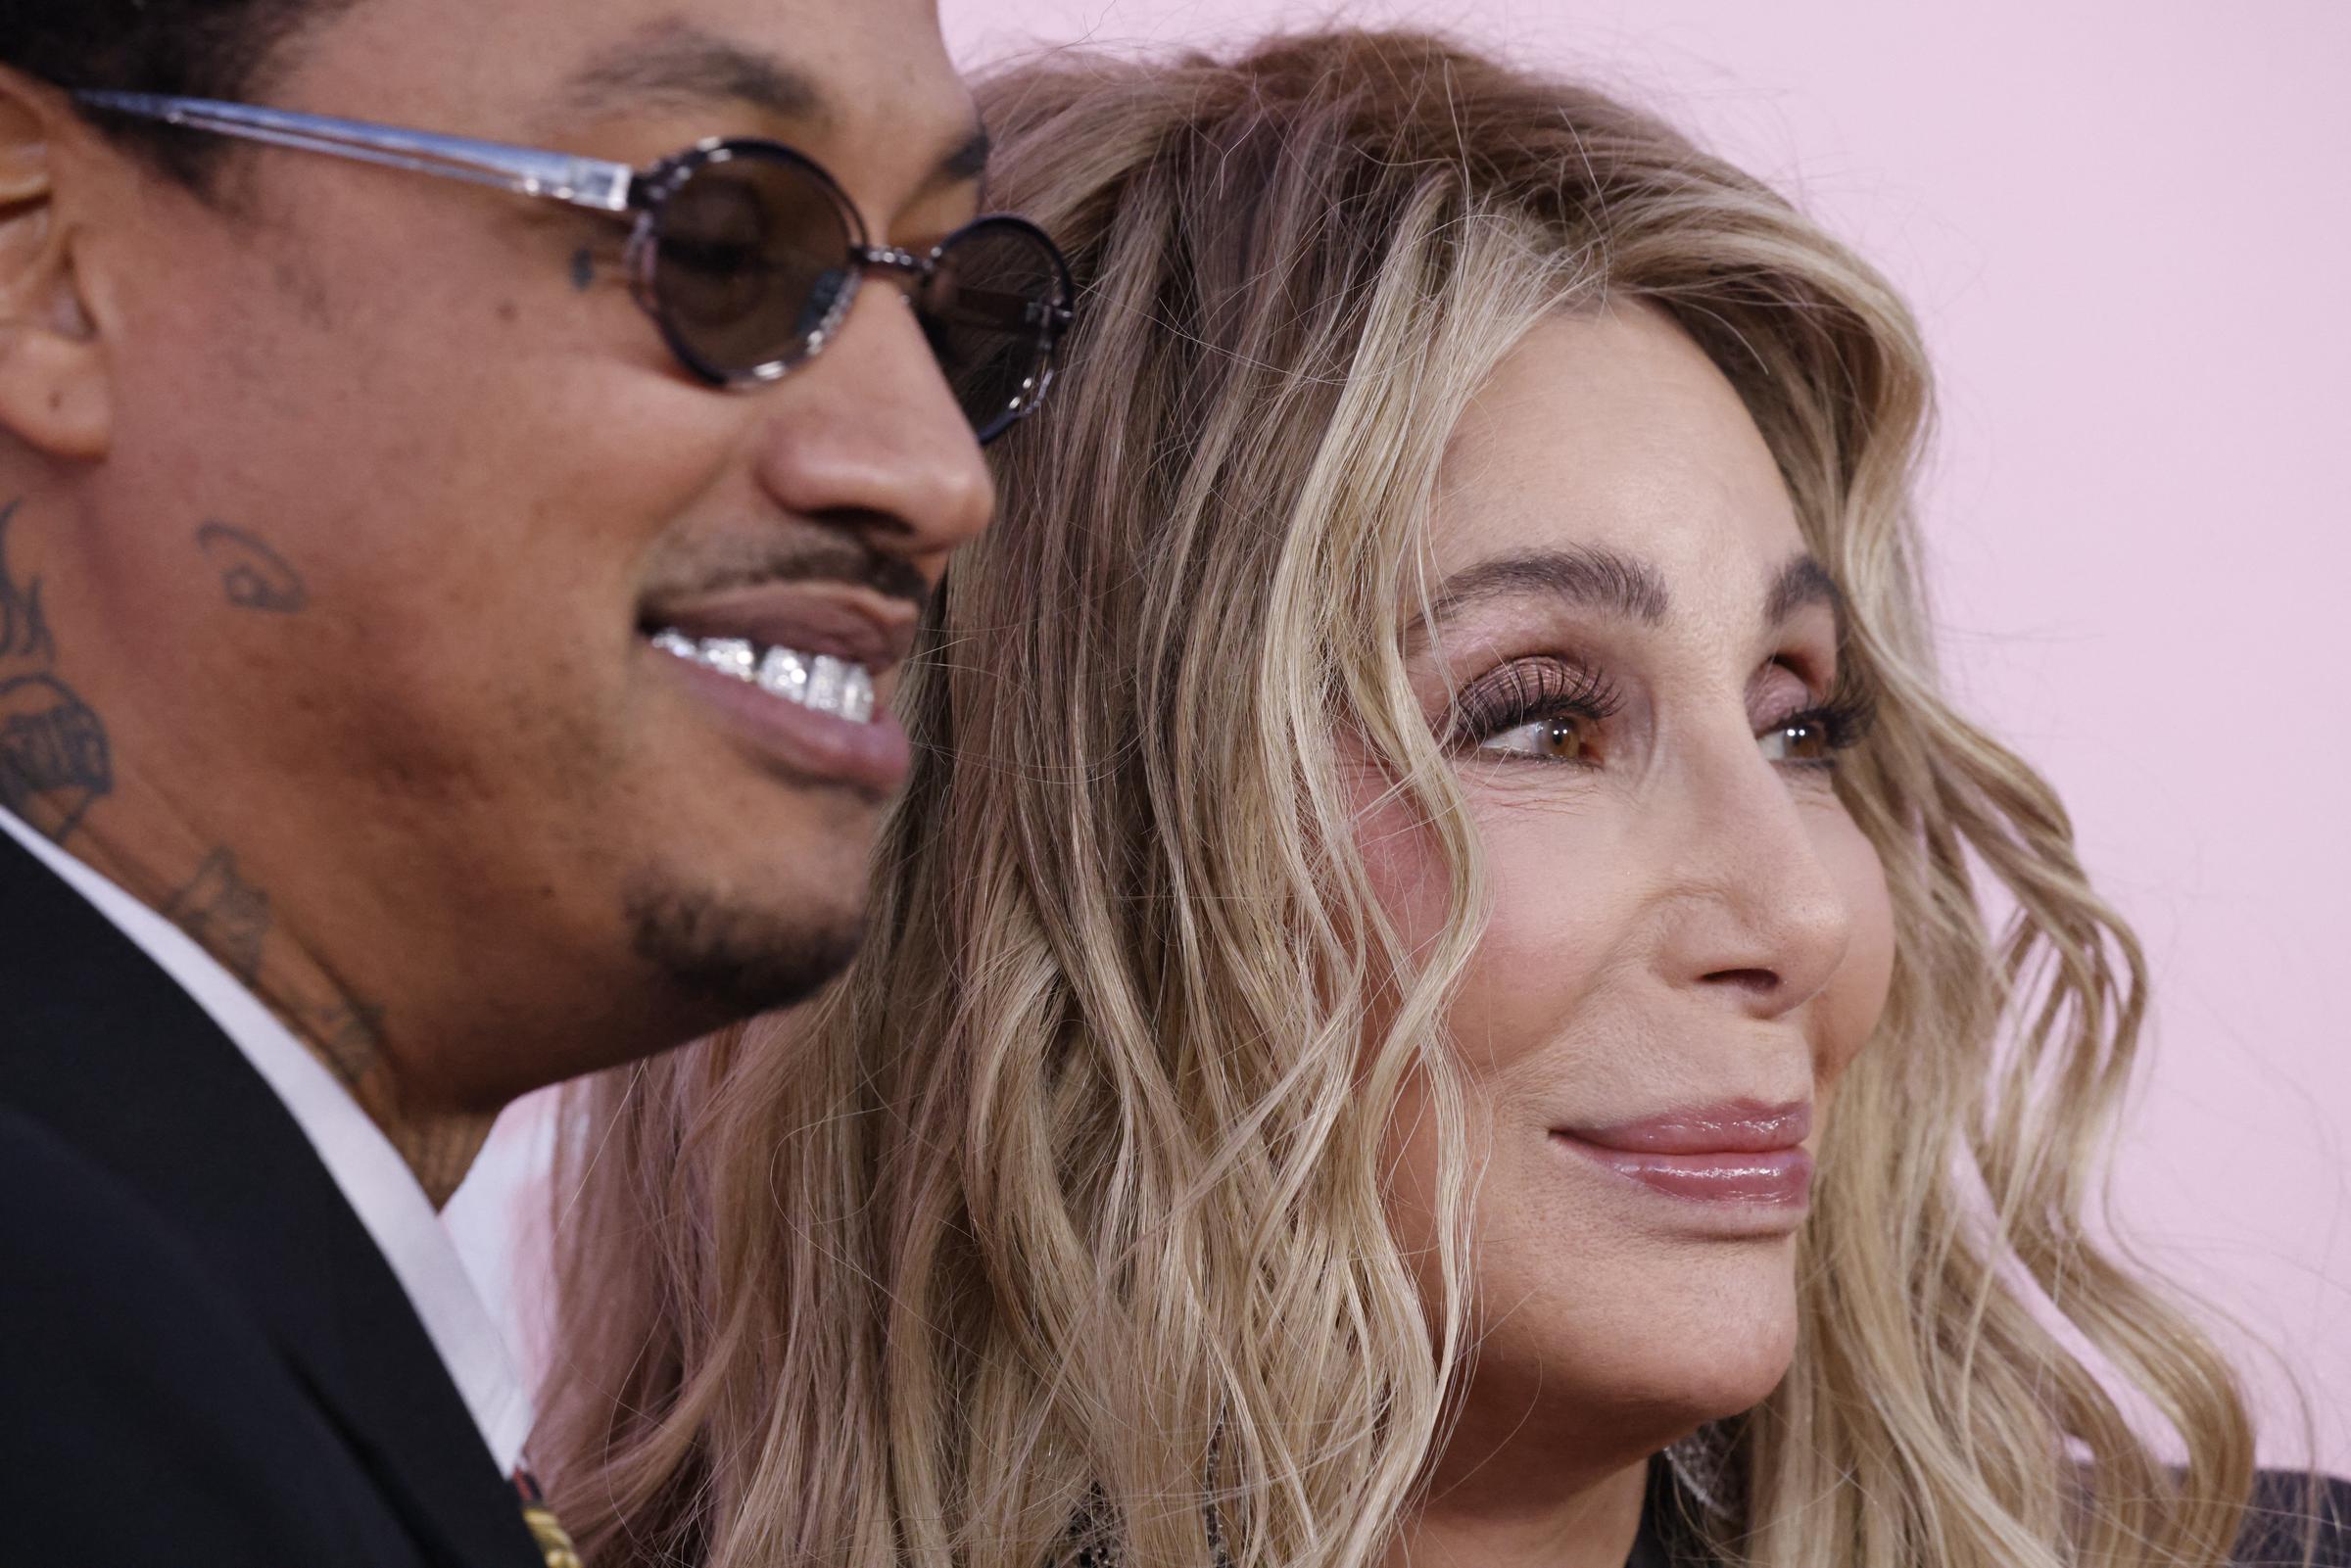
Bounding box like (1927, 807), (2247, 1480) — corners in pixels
(1652, 735), (1856, 1022)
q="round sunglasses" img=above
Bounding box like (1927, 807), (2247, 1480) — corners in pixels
(74, 94), (1078, 444)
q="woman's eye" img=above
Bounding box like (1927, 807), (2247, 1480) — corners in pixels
(1448, 657), (1622, 766)
(1758, 717), (1833, 764)
(1477, 714), (1592, 763)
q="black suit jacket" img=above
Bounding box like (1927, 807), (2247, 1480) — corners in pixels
(0, 831), (545, 1567)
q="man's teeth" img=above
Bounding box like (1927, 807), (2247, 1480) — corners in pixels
(648, 629), (877, 724)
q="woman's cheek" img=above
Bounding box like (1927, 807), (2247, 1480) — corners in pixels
(1356, 802), (1452, 954)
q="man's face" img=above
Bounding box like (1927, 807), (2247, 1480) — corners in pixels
(61, 0), (992, 1090)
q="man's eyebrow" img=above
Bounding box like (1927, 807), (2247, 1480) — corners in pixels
(1422, 546), (1671, 630)
(1762, 553), (1842, 628)
(937, 125), (991, 188)
(562, 23), (830, 124)
(563, 24), (989, 196)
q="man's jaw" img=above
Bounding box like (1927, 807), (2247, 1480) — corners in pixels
(625, 877), (867, 1023)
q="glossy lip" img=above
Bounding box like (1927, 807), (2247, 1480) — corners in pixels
(648, 641), (911, 796)
(1553, 1100), (1815, 1209)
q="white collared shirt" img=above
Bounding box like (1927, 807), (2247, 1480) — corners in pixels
(0, 806), (534, 1475)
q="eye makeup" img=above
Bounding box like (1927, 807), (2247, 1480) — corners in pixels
(1442, 652), (1879, 770)
(1444, 655), (1625, 765)
(1753, 677), (1878, 768)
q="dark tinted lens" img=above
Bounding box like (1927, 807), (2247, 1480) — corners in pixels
(651, 149), (854, 379)
(919, 218), (1071, 441)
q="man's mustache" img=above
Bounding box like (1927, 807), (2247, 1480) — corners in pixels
(642, 534), (933, 614)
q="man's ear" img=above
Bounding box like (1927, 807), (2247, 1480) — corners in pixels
(0, 69), (111, 461)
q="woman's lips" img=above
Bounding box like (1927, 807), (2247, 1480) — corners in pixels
(1556, 1143), (1815, 1207)
(1553, 1099), (1815, 1208)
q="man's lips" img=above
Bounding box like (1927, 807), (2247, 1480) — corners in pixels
(638, 582), (919, 675)
(1552, 1100), (1815, 1209)
(637, 581), (923, 793)
(647, 641), (912, 794)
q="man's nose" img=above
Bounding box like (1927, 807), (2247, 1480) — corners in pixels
(747, 277), (995, 575)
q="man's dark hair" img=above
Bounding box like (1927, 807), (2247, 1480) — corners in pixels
(0, 0), (355, 186)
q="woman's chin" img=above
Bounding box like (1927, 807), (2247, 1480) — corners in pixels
(1623, 1270), (1799, 1424)
(1585, 1335), (1793, 1450)
(1458, 1252), (1801, 1458)
(1444, 1332), (1793, 1492)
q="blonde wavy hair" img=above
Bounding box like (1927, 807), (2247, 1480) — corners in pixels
(538, 29), (2275, 1568)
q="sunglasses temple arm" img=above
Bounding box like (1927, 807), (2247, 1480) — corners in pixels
(72, 92), (637, 214)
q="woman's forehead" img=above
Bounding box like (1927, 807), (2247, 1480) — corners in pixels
(1431, 306), (1807, 615)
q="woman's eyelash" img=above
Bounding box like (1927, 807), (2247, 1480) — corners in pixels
(1761, 679), (1880, 759)
(1445, 657), (1624, 748)
(1445, 658), (1881, 764)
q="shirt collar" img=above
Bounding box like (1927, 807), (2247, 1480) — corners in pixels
(0, 805), (534, 1474)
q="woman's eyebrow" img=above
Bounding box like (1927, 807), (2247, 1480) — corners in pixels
(1414, 546), (1842, 642)
(1421, 546), (1670, 629)
(1762, 553), (1843, 629)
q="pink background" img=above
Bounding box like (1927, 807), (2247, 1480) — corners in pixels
(450, 0), (2349, 1475)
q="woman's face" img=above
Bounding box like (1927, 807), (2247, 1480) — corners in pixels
(1368, 306), (1896, 1475)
